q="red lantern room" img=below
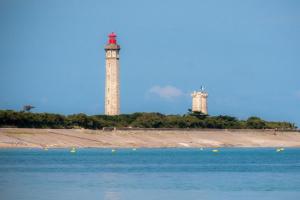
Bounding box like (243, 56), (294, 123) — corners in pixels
(105, 32), (120, 51)
(108, 32), (117, 44)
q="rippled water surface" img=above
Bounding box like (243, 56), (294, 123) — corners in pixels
(0, 148), (300, 200)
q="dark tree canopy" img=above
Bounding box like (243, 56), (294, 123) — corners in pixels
(0, 110), (297, 130)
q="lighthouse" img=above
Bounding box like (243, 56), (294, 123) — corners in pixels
(104, 32), (120, 115)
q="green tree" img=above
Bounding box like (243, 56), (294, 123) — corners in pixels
(131, 113), (165, 128)
(246, 116), (266, 129)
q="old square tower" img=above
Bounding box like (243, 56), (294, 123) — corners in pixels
(191, 88), (208, 115)
(105, 33), (120, 115)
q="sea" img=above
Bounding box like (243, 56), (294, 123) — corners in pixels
(0, 148), (300, 200)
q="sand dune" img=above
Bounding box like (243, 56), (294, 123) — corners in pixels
(0, 128), (300, 148)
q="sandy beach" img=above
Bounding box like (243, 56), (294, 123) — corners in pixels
(0, 128), (299, 148)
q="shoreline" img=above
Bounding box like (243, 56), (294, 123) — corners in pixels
(1, 128), (300, 148)
(1, 147), (300, 150)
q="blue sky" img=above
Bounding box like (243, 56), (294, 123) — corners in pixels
(0, 0), (299, 126)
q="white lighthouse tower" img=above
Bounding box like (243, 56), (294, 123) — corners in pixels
(104, 32), (120, 115)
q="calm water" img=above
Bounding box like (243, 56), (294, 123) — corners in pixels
(0, 148), (300, 200)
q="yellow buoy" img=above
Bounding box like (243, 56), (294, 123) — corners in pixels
(70, 147), (76, 153)
(276, 148), (284, 152)
(212, 149), (219, 153)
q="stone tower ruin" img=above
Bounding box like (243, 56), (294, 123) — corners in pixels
(191, 89), (208, 115)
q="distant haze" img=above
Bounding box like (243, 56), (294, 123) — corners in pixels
(0, 0), (299, 126)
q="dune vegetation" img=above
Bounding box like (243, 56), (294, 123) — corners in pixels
(0, 110), (296, 130)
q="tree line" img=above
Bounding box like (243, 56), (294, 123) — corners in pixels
(0, 110), (297, 130)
